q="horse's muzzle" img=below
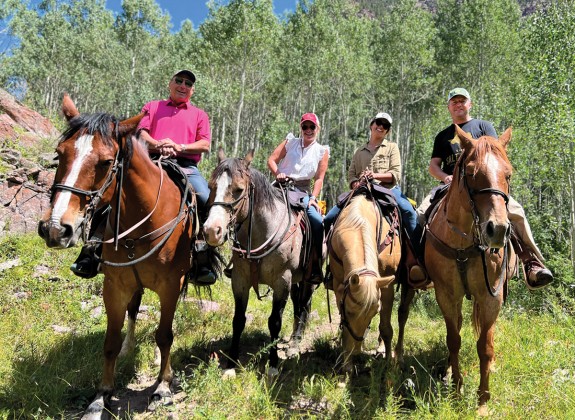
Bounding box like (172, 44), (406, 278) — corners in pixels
(38, 219), (80, 248)
(483, 220), (511, 249)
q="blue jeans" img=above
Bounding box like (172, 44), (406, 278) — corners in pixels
(185, 166), (210, 216)
(323, 203), (341, 234)
(301, 195), (324, 254)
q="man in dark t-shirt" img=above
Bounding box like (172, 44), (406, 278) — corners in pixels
(416, 87), (552, 289)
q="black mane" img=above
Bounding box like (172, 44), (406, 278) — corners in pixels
(60, 112), (133, 164)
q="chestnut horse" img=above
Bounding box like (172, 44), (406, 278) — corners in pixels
(328, 187), (414, 372)
(38, 95), (195, 416)
(203, 149), (316, 376)
(425, 125), (516, 414)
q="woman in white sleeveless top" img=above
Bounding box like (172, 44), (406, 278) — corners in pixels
(268, 113), (330, 283)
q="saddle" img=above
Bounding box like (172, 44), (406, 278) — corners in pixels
(157, 158), (196, 207)
(336, 183), (399, 229)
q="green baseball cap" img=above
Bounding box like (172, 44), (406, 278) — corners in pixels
(447, 87), (471, 102)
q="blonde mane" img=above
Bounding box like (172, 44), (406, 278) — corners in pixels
(336, 196), (381, 312)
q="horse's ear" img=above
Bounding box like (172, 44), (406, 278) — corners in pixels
(455, 124), (474, 151)
(244, 148), (255, 167)
(217, 146), (226, 163)
(118, 113), (144, 137)
(62, 93), (79, 121)
(499, 127), (512, 149)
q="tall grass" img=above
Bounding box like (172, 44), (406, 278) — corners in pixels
(1, 233), (574, 418)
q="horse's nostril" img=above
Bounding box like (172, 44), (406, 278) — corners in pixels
(62, 223), (74, 238)
(486, 221), (495, 237)
(38, 221), (46, 239)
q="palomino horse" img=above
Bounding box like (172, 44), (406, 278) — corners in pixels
(38, 95), (196, 416)
(425, 125), (516, 414)
(203, 149), (316, 375)
(328, 185), (414, 372)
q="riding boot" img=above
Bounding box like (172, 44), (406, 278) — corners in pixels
(187, 239), (218, 286)
(404, 224), (428, 288)
(308, 248), (323, 285)
(511, 235), (553, 290)
(70, 207), (109, 278)
(70, 243), (102, 278)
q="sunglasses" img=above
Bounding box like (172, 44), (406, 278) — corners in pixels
(173, 77), (194, 88)
(301, 124), (316, 131)
(374, 119), (391, 130)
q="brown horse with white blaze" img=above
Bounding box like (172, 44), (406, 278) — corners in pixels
(425, 125), (516, 415)
(38, 95), (195, 417)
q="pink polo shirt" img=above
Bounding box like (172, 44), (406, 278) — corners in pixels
(138, 99), (211, 163)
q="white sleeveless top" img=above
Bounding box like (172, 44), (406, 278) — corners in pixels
(277, 134), (330, 181)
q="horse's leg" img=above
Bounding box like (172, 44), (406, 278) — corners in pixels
(227, 287), (249, 370)
(288, 281), (315, 356)
(394, 282), (416, 363)
(119, 290), (143, 357)
(268, 289), (289, 373)
(377, 286), (395, 362)
(85, 277), (132, 417)
(148, 283), (180, 407)
(475, 297), (502, 413)
(435, 288), (464, 394)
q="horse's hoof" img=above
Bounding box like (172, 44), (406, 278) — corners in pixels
(477, 404), (489, 417)
(222, 368), (237, 379)
(286, 344), (300, 358)
(82, 394), (111, 420)
(148, 393), (173, 411)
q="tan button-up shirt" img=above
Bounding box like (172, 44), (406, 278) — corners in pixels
(347, 139), (401, 189)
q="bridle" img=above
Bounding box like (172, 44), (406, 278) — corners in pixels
(209, 174), (294, 260)
(339, 268), (379, 342)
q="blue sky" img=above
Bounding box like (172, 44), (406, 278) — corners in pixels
(105, 0), (299, 30)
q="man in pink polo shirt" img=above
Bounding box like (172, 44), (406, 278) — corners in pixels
(138, 69), (211, 208)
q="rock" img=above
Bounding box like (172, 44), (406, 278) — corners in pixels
(0, 88), (59, 140)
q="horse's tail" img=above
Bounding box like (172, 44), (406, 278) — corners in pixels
(472, 296), (481, 339)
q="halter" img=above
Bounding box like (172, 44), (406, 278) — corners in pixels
(51, 120), (123, 244)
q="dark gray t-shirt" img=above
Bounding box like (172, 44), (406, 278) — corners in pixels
(432, 119), (497, 175)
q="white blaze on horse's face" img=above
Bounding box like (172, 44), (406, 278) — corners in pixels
(204, 172), (232, 247)
(50, 135), (94, 225)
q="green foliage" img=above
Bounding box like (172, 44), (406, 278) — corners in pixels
(0, 0), (573, 286)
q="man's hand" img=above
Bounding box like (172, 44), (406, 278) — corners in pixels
(443, 175), (453, 184)
(156, 138), (181, 157)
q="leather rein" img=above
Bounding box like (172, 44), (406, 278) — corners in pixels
(425, 155), (510, 299)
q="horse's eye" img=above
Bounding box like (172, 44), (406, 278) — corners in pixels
(99, 159), (113, 168)
(233, 188), (243, 196)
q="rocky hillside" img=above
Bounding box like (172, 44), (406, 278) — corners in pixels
(0, 88), (59, 236)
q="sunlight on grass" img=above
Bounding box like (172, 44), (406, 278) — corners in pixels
(1, 233), (575, 417)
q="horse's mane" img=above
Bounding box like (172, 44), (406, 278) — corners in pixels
(60, 112), (134, 166)
(211, 158), (283, 212)
(464, 136), (513, 176)
(336, 197), (380, 311)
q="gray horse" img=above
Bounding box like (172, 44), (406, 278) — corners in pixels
(203, 149), (316, 376)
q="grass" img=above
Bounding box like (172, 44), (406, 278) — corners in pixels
(1, 233), (575, 418)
